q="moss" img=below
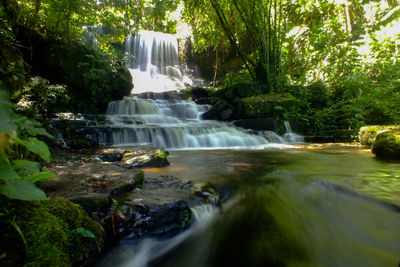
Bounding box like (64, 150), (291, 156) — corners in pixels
(122, 149), (169, 168)
(0, 197), (104, 266)
(359, 125), (400, 146)
(239, 93), (298, 119)
(371, 131), (400, 160)
(134, 171), (145, 188)
(241, 93), (297, 104)
(154, 150), (168, 161)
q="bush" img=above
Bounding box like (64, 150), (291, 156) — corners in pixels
(16, 77), (69, 120)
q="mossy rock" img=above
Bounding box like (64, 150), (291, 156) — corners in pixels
(202, 100), (234, 121)
(212, 82), (267, 101)
(239, 93), (298, 119)
(359, 125), (400, 147)
(0, 197), (104, 266)
(121, 149), (169, 168)
(371, 131), (400, 160)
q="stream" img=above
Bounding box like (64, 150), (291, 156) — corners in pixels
(99, 145), (400, 267)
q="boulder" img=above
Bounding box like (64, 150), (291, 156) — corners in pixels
(359, 125), (400, 147)
(202, 100), (234, 121)
(372, 131), (400, 160)
(239, 93), (298, 119)
(119, 200), (192, 239)
(120, 149), (170, 168)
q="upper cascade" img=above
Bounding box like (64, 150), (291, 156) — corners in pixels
(126, 31), (192, 94)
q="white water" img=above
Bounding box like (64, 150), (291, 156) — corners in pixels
(98, 204), (218, 267)
(104, 95), (275, 149)
(283, 120), (304, 143)
(126, 31), (192, 94)
(101, 31), (303, 149)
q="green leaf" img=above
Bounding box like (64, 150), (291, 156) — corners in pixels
(12, 160), (40, 177)
(0, 156), (20, 181)
(0, 118), (17, 135)
(12, 136), (51, 162)
(13, 116), (53, 139)
(0, 179), (47, 200)
(19, 117), (53, 139)
(73, 227), (96, 239)
(10, 220), (28, 251)
(24, 171), (56, 183)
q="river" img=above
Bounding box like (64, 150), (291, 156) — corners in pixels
(99, 144), (400, 267)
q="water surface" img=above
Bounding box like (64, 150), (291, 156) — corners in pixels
(100, 144), (400, 267)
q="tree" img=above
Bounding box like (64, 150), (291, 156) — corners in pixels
(183, 0), (286, 89)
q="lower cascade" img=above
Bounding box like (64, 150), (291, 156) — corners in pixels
(102, 92), (277, 149)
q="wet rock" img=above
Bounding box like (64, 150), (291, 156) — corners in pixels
(194, 184), (231, 206)
(120, 149), (169, 168)
(233, 118), (277, 131)
(118, 200), (192, 239)
(99, 152), (124, 162)
(372, 131), (400, 160)
(71, 196), (111, 216)
(42, 152), (144, 200)
(181, 181), (193, 189)
(202, 100), (234, 121)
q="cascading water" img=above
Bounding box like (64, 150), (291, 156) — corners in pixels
(126, 31), (192, 94)
(283, 121), (304, 143)
(100, 31), (301, 149)
(104, 94), (271, 149)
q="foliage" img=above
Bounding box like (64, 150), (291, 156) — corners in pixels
(0, 7), (26, 99)
(6, 0), (143, 54)
(183, 0), (286, 87)
(142, 0), (180, 33)
(0, 84), (54, 201)
(15, 76), (69, 120)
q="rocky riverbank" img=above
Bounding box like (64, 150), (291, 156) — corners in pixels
(1, 146), (220, 266)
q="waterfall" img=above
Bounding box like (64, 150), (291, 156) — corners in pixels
(126, 31), (192, 94)
(283, 121), (304, 143)
(104, 94), (271, 149)
(94, 31), (303, 149)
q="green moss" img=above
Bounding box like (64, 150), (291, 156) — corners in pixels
(359, 125), (400, 146)
(372, 131), (400, 160)
(134, 171), (145, 188)
(239, 93), (298, 119)
(154, 150), (168, 161)
(242, 93), (297, 104)
(0, 197), (104, 266)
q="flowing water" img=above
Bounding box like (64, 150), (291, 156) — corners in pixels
(99, 31), (400, 266)
(103, 94), (282, 149)
(126, 31), (192, 94)
(100, 147), (400, 266)
(99, 146), (400, 267)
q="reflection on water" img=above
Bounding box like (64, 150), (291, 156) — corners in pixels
(99, 145), (400, 267)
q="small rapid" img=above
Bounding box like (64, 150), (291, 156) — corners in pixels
(103, 93), (284, 149)
(98, 204), (219, 267)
